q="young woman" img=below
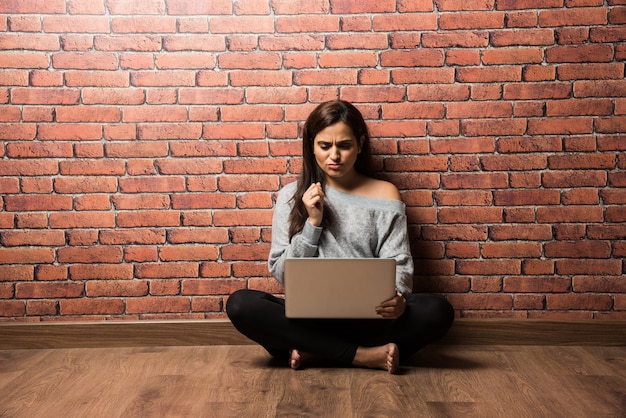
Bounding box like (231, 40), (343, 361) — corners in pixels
(226, 100), (454, 373)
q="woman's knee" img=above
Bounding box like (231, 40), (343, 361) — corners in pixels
(407, 294), (455, 329)
(225, 289), (251, 322)
(437, 296), (455, 330)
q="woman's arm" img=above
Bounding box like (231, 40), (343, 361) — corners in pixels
(378, 212), (414, 297)
(268, 183), (321, 285)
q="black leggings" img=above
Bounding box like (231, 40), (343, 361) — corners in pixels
(226, 289), (455, 365)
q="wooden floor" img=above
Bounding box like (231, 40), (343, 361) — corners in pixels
(1, 344), (625, 417)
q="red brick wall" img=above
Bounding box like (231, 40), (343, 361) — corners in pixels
(1, 0), (625, 321)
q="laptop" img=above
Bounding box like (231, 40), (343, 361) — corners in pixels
(284, 258), (396, 319)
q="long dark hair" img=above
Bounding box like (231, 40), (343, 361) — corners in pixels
(288, 100), (377, 240)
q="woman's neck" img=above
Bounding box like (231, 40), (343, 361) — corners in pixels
(325, 171), (367, 193)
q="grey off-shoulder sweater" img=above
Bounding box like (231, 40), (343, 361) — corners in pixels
(268, 181), (414, 296)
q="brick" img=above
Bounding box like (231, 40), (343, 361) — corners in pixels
(332, 0), (395, 13)
(7, 16), (42, 31)
(485, 153), (547, 171)
(504, 276), (571, 293)
(39, 123), (103, 140)
(439, 207), (502, 224)
(271, 0), (328, 14)
(434, 190), (492, 206)
(561, 188), (600, 205)
(326, 33), (389, 50)
(457, 66), (522, 83)
(229, 71), (292, 87)
(446, 49), (481, 66)
(112, 17), (176, 34)
(135, 262), (198, 279)
(547, 44), (614, 63)
(116, 210), (180, 227)
(380, 50), (445, 67)
(99, 229), (166, 245)
(59, 298), (124, 316)
(392, 68), (455, 85)
(211, 16), (274, 34)
(107, 0), (165, 14)
(522, 259), (555, 275)
(16, 282), (84, 299)
(573, 276), (626, 293)
(165, 19), (199, 33)
(167, 0), (231, 15)
(178, 88), (244, 105)
(1, 231), (65, 247)
(213, 209), (273, 226)
(0, 34), (60, 51)
(440, 12), (505, 30)
(49, 211), (115, 229)
(504, 82), (571, 100)
(446, 294), (512, 310)
(0, 301), (25, 317)
(0, 248), (55, 264)
(86, 280), (148, 298)
(384, 156), (447, 173)
(545, 241), (612, 259)
(543, 170), (606, 188)
(68, 264), (134, 280)
(575, 80), (626, 98)
(539, 8), (607, 27)
(11, 88), (80, 105)
(408, 84), (470, 101)
(160, 245), (219, 262)
(7, 142), (72, 159)
(428, 120), (461, 137)
(422, 225), (488, 241)
(431, 137), (494, 154)
(276, 16), (338, 33)
(537, 206), (603, 223)
(587, 225), (626, 240)
(154, 53), (216, 70)
(182, 279), (245, 295)
(171, 141), (237, 157)
(558, 63), (625, 81)
(489, 224), (553, 240)
(548, 153), (615, 169)
(442, 173), (508, 189)
(74, 194), (111, 211)
(471, 277), (503, 293)
(522, 65), (556, 82)
(527, 117), (593, 135)
(339, 86), (405, 104)
(171, 194), (235, 210)
(546, 294), (613, 311)
(200, 262), (233, 278)
(44, 16), (109, 33)
(0, 265), (34, 282)
(448, 102), (512, 119)
(591, 26), (626, 44)
(490, 29), (554, 46)
(457, 259), (521, 275)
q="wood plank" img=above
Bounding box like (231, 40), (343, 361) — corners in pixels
(1, 319), (625, 350)
(3, 345), (624, 417)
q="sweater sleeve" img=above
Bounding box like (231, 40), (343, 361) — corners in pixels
(268, 183), (321, 286)
(378, 211), (414, 297)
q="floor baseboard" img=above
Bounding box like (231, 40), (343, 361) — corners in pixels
(1, 319), (625, 350)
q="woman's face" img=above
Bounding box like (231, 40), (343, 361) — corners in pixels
(313, 121), (361, 184)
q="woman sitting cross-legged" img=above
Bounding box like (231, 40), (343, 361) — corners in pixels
(226, 100), (454, 373)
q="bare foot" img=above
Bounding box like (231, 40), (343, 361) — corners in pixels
(289, 349), (314, 370)
(352, 343), (399, 374)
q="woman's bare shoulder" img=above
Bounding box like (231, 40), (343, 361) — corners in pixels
(364, 178), (402, 201)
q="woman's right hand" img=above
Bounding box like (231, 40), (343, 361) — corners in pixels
(303, 182), (324, 227)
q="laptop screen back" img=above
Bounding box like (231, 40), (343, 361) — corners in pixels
(284, 258), (396, 319)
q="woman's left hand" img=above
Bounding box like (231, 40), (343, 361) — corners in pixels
(376, 292), (406, 319)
